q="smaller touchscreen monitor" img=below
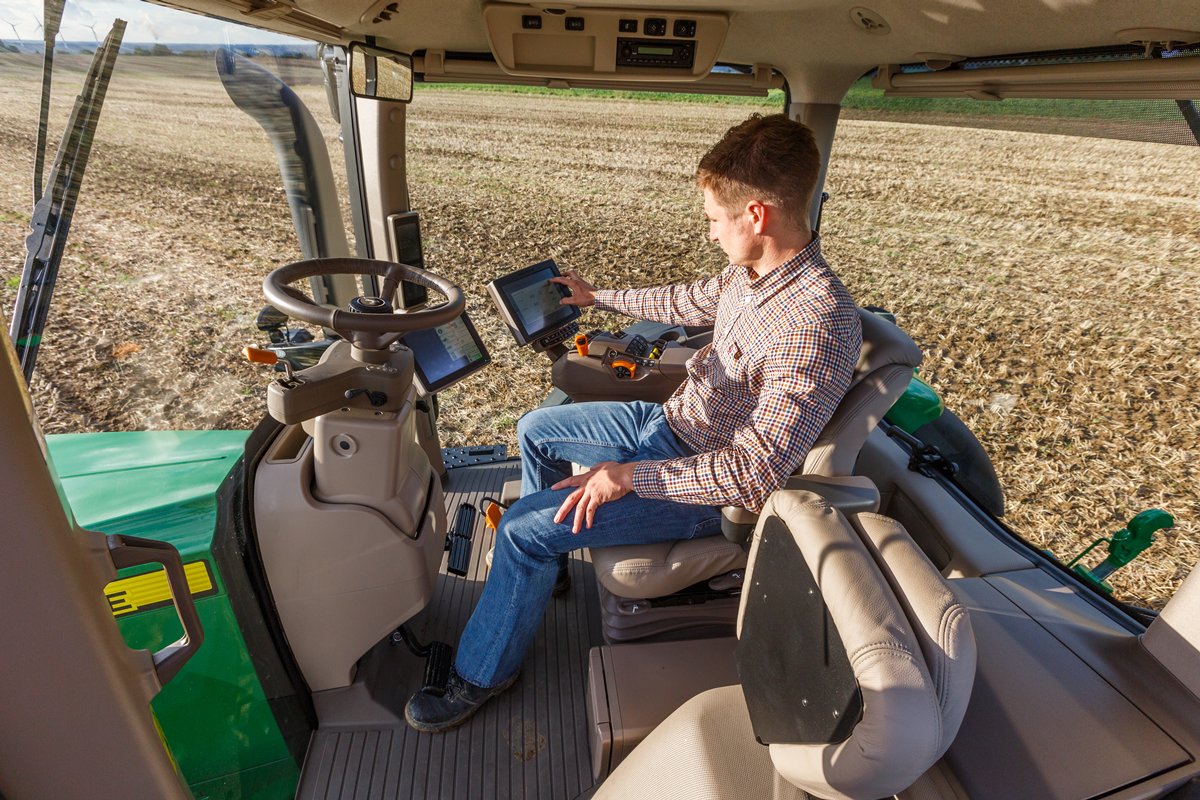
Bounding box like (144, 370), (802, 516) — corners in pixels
(486, 259), (581, 346)
(400, 311), (491, 394)
(387, 211), (430, 310)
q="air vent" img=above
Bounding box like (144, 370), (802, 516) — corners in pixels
(359, 0), (400, 25)
(849, 7), (890, 35)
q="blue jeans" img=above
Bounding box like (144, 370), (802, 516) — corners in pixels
(454, 401), (723, 687)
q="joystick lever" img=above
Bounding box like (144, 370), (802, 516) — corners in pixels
(344, 387), (389, 406)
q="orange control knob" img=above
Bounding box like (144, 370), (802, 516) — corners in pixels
(612, 357), (637, 379)
(243, 346), (278, 365)
(574, 333), (589, 357)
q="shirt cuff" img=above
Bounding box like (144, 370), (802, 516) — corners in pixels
(631, 460), (669, 500)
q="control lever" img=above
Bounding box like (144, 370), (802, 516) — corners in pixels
(343, 388), (388, 406)
(244, 345), (295, 382)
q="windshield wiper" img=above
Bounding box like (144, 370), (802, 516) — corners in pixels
(9, 20), (126, 383)
(33, 0), (65, 203)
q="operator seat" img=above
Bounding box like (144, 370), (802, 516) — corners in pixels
(590, 309), (924, 641)
(593, 491), (977, 800)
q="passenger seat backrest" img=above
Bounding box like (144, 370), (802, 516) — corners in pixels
(736, 491), (975, 800)
(852, 512), (977, 755)
(802, 308), (924, 477)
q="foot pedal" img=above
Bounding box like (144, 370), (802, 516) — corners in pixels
(446, 503), (476, 576)
(423, 641), (453, 695)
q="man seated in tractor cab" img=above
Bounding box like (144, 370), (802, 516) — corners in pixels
(405, 113), (864, 732)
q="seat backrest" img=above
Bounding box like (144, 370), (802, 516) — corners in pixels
(802, 308), (923, 477)
(736, 491), (975, 800)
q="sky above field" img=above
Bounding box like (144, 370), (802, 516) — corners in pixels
(0, 0), (303, 44)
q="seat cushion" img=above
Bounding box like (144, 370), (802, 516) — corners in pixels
(591, 535), (747, 598)
(594, 685), (811, 800)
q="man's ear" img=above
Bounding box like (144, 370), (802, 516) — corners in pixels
(745, 200), (769, 233)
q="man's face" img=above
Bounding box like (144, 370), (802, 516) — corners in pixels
(703, 188), (757, 266)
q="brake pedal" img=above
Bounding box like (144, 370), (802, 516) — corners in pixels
(423, 641), (454, 695)
(446, 502), (477, 576)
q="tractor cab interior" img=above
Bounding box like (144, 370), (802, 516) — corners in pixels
(164, 6), (1200, 797)
(4, 1), (1200, 799)
(240, 235), (1200, 800)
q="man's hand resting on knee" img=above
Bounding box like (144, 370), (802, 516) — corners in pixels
(552, 461), (637, 534)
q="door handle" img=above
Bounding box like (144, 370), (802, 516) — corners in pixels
(106, 534), (205, 686)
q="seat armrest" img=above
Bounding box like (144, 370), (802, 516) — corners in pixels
(720, 476), (880, 544)
(720, 506), (759, 544)
(782, 474), (880, 513)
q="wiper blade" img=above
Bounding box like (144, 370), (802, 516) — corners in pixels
(10, 20), (126, 383)
(33, 0), (66, 203)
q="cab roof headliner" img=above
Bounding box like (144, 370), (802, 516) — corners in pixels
(156, 0), (1200, 102)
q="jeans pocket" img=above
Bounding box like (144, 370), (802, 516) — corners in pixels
(689, 514), (724, 540)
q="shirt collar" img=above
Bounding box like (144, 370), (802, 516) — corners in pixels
(740, 234), (824, 306)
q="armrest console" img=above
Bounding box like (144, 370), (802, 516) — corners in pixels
(720, 475), (880, 543)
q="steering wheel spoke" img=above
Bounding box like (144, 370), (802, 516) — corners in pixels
(379, 261), (409, 307)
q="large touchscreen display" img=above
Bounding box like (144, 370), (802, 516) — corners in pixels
(402, 313), (490, 393)
(506, 264), (576, 339)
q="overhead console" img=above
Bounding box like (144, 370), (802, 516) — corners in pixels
(482, 3), (729, 81)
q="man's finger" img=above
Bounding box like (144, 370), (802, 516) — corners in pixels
(585, 499), (597, 530)
(551, 474), (584, 490)
(573, 494), (588, 534)
(554, 488), (583, 524)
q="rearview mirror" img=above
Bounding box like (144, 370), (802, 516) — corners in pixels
(349, 43), (414, 103)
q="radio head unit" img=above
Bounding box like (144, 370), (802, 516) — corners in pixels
(616, 38), (695, 69)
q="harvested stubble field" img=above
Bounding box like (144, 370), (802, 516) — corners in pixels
(1, 53), (1197, 608)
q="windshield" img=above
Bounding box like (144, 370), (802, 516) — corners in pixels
(0, 6), (344, 431)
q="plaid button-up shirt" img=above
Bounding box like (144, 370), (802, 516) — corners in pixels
(593, 236), (862, 513)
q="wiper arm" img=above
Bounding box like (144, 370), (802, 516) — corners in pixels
(33, 0), (66, 203)
(10, 20), (126, 383)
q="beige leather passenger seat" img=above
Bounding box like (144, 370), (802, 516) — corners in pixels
(595, 490), (977, 800)
(591, 310), (925, 641)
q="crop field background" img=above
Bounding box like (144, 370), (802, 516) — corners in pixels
(1, 52), (1197, 609)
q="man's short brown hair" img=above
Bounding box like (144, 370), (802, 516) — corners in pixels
(696, 114), (820, 231)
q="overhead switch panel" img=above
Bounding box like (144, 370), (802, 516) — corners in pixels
(483, 4), (729, 81)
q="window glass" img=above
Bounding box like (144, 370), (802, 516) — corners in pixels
(829, 74), (1198, 608)
(401, 83), (783, 444)
(0, 4), (346, 433)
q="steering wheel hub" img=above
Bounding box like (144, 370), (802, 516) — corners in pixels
(349, 295), (394, 314)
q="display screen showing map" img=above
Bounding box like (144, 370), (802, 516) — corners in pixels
(402, 312), (491, 393)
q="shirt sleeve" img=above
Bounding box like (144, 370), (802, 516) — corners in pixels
(593, 269), (727, 326)
(630, 325), (859, 513)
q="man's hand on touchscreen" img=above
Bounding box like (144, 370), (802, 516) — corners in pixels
(550, 270), (598, 307)
(552, 461), (637, 534)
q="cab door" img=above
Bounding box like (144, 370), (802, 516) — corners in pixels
(0, 323), (192, 799)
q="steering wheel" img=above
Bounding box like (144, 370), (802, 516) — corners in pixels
(263, 257), (465, 351)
